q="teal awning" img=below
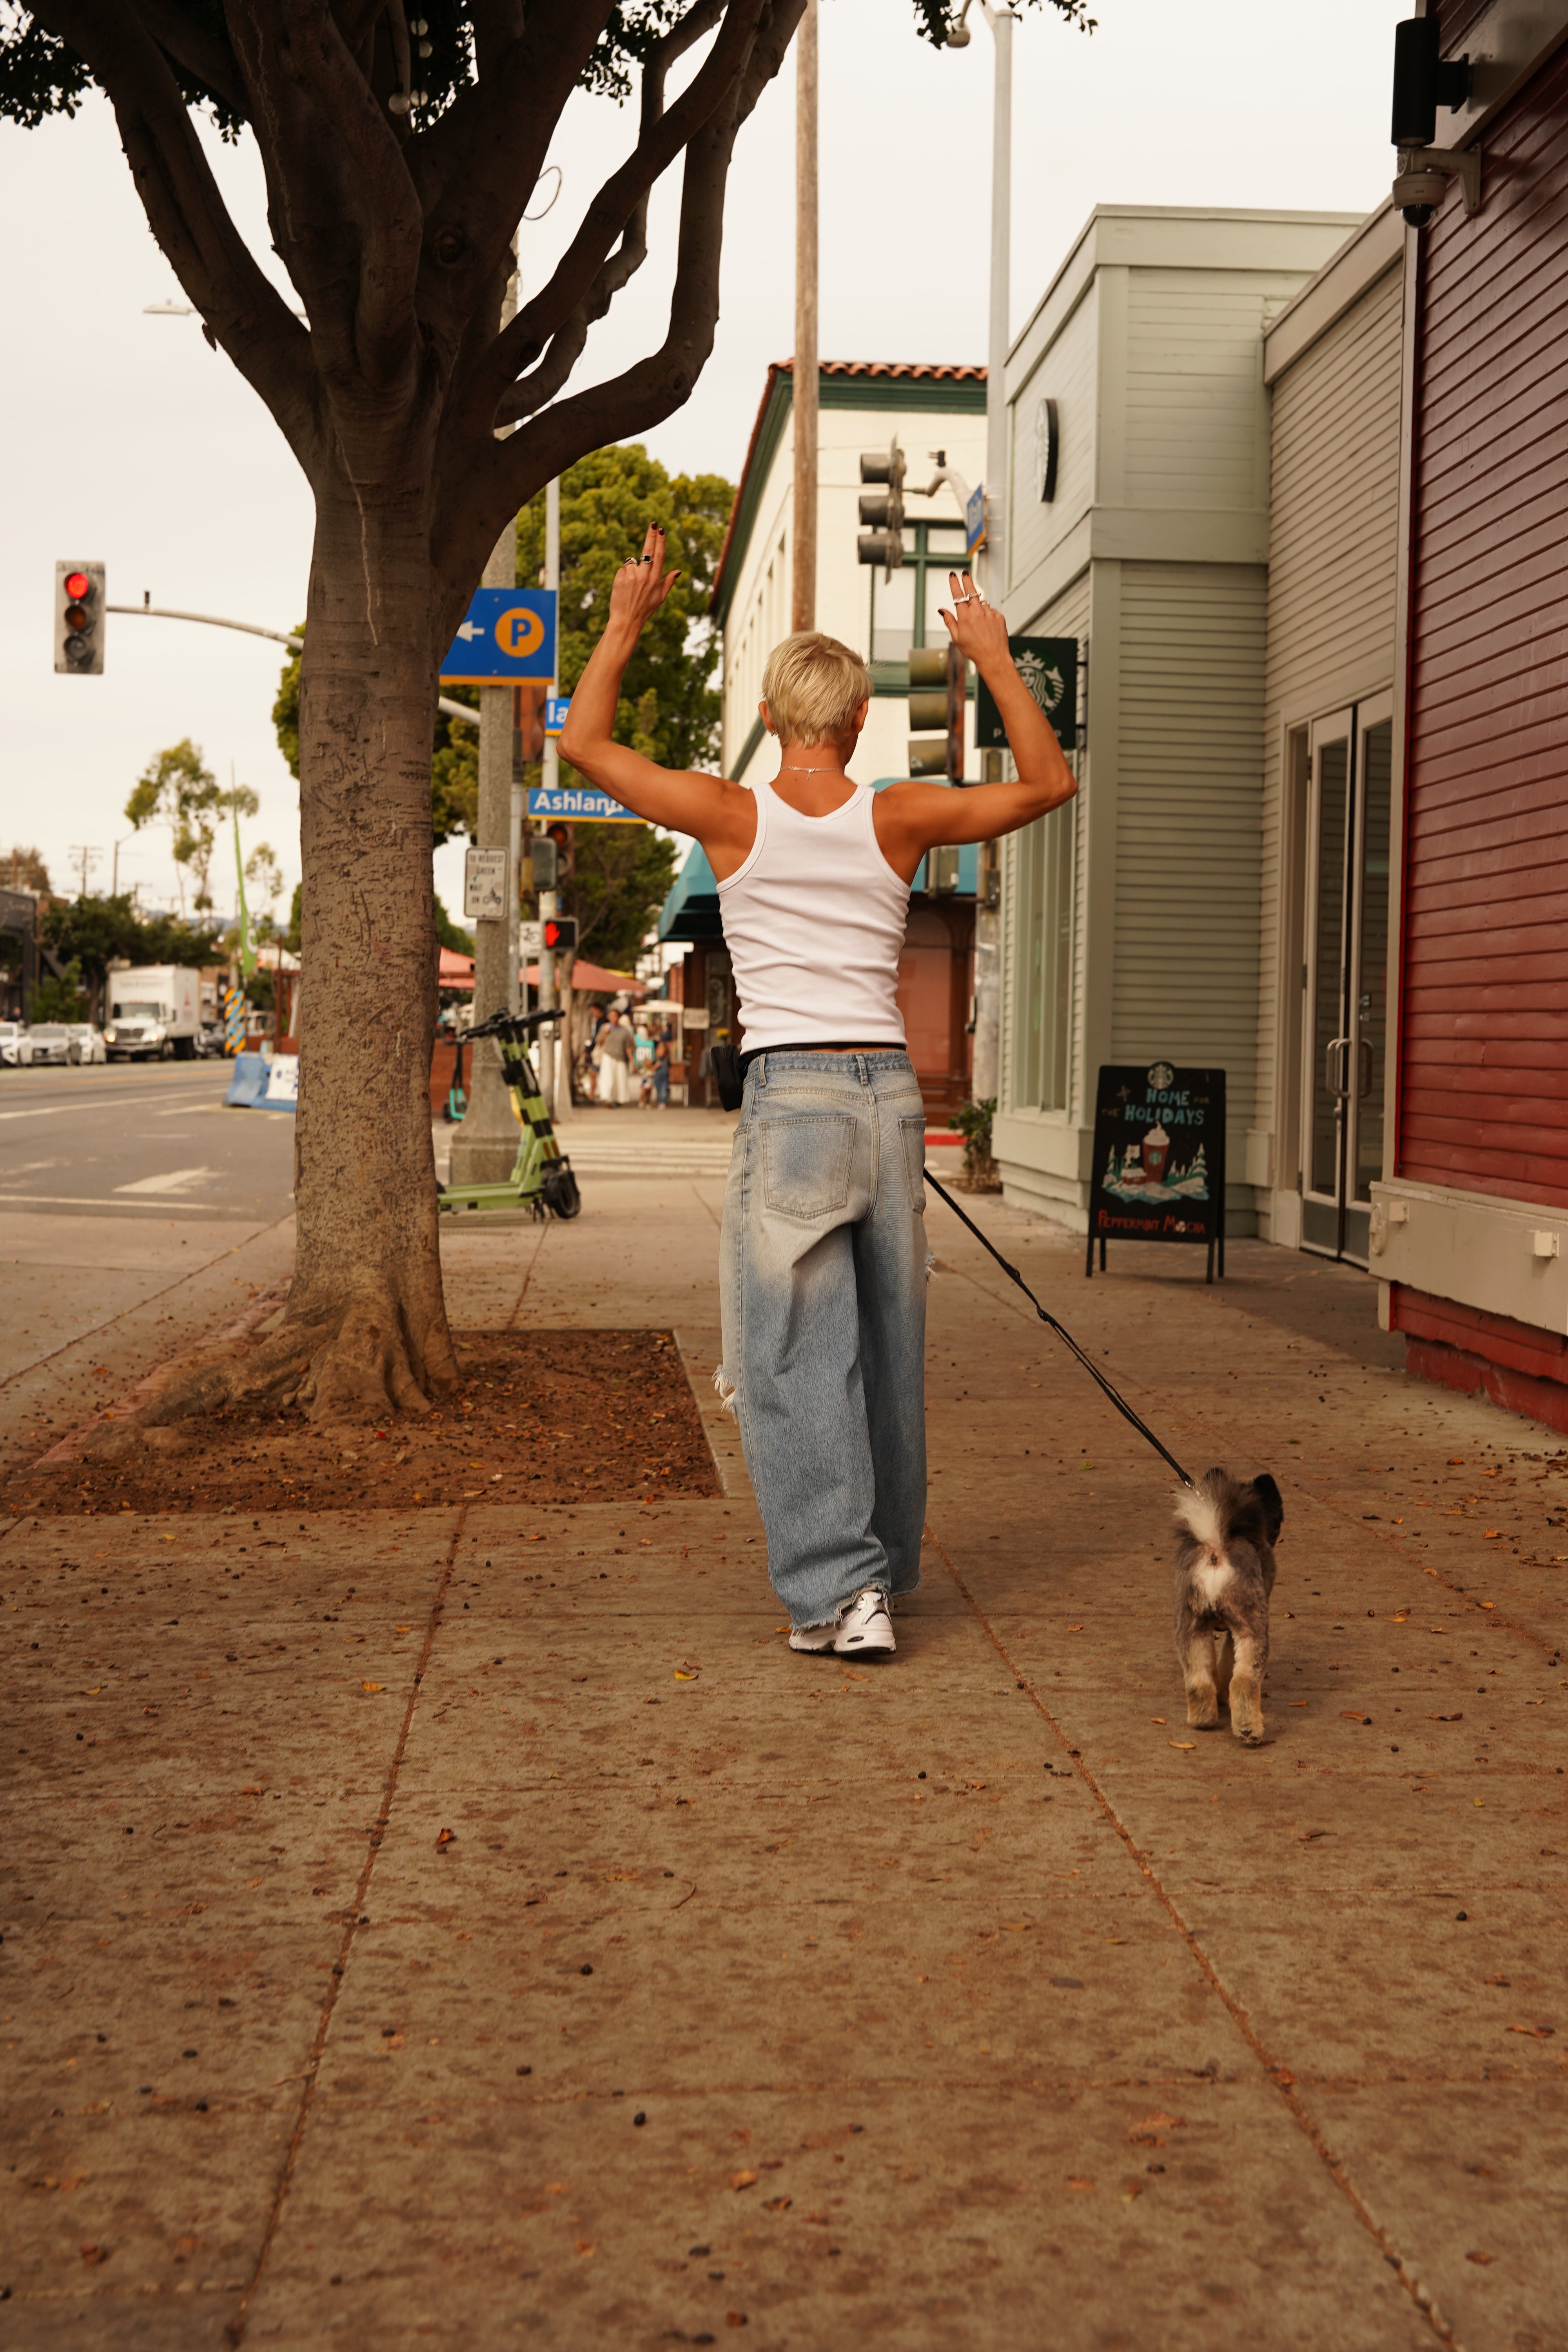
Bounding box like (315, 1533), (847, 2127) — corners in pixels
(658, 842), (722, 942)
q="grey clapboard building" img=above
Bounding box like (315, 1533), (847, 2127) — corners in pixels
(993, 207), (1363, 1231)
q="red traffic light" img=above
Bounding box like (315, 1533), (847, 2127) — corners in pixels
(64, 570), (92, 602)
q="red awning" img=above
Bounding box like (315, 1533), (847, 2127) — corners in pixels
(438, 948), (642, 997)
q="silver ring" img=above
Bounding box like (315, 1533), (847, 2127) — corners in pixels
(955, 592), (972, 604)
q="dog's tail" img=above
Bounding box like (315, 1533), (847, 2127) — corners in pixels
(1172, 1474), (1226, 1552)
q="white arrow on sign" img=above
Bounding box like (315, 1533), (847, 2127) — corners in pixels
(455, 620), (484, 641)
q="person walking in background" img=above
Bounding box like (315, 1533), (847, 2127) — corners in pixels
(651, 1033), (671, 1109)
(561, 526), (1076, 1658)
(598, 1009), (635, 1106)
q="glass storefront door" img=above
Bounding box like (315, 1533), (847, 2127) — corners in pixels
(1301, 700), (1393, 1265)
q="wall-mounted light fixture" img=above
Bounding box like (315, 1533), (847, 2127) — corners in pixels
(1390, 16), (1475, 226)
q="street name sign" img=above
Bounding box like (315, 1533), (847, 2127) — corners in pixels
(545, 697), (570, 735)
(965, 484), (985, 557)
(528, 783), (643, 824)
(441, 588), (557, 684)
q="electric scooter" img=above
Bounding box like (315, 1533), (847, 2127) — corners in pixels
(437, 1009), (581, 1219)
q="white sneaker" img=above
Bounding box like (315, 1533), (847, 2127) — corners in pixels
(834, 1586), (895, 1655)
(787, 1586), (896, 1657)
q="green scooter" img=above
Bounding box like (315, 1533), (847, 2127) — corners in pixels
(437, 1009), (581, 1220)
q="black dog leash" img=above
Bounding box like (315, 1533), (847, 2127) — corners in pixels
(924, 1167), (1195, 1490)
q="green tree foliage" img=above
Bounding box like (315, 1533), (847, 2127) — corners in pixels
(41, 896), (224, 999)
(434, 896), (474, 956)
(4, 845), (52, 893)
(556, 826), (678, 974)
(518, 444), (730, 782)
(125, 740), (258, 914)
(32, 959), (88, 1022)
(910, 0), (1094, 40)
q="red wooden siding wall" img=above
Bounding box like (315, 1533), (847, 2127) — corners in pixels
(1400, 40), (1568, 1211)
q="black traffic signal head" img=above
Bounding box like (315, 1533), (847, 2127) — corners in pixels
(542, 914), (577, 955)
(906, 642), (966, 782)
(56, 561), (105, 675)
(857, 439), (907, 582)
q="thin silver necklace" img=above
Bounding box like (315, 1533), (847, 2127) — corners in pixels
(779, 764), (848, 777)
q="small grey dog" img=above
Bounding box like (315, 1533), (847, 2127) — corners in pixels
(1172, 1470), (1284, 1743)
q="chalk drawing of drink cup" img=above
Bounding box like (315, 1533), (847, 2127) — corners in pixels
(1142, 1121), (1171, 1184)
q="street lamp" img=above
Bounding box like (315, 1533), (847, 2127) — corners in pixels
(945, 0), (1016, 608)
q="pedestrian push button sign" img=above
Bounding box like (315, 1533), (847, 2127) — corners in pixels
(441, 588), (556, 684)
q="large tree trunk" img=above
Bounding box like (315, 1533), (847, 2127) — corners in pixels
(284, 483), (459, 1414)
(144, 475), (461, 1427)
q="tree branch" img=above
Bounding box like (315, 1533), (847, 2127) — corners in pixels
(130, 0), (248, 118)
(436, 0), (803, 598)
(480, 0), (751, 424)
(225, 0), (425, 391)
(34, 0), (318, 460)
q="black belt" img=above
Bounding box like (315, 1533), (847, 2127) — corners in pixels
(737, 1040), (906, 1076)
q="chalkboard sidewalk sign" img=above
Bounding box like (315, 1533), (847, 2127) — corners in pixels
(1086, 1063), (1226, 1282)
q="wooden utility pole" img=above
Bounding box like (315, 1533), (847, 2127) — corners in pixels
(791, 0), (818, 634)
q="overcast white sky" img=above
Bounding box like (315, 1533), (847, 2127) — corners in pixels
(0, 0), (1406, 929)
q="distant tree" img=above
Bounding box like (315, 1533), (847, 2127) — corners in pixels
(32, 959), (89, 1022)
(517, 444), (731, 784)
(0, 0), (809, 1422)
(555, 823), (678, 975)
(434, 895), (474, 956)
(125, 739), (217, 916)
(5, 846), (52, 894)
(42, 896), (223, 1009)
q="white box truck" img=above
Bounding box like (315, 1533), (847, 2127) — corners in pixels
(103, 966), (203, 1060)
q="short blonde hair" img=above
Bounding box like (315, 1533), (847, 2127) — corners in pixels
(760, 632), (873, 746)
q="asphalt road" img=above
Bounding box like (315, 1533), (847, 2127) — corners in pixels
(0, 1060), (296, 1222)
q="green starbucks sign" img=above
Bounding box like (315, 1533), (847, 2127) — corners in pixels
(975, 634), (1078, 753)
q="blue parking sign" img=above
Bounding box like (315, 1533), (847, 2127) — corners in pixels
(440, 588), (557, 682)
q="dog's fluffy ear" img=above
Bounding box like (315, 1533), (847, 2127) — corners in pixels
(1250, 1472), (1284, 1544)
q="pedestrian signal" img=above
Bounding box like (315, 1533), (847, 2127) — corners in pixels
(56, 561), (105, 675)
(542, 915), (577, 955)
(857, 439), (906, 582)
(907, 642), (967, 781)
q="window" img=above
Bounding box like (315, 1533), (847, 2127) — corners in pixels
(1013, 793), (1074, 1113)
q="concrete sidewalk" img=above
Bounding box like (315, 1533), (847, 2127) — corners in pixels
(2, 1177), (1565, 2350)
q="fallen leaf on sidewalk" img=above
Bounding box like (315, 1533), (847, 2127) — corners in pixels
(730, 2169), (759, 2190)
(673, 1669), (698, 1681)
(1150, 1716), (1166, 1724)
(361, 1681), (385, 1694)
(1270, 2067), (1298, 2087)
(763, 2195), (791, 2211)
(79, 2244), (109, 2265)
(436, 1828), (457, 1849)
(1067, 1624), (1083, 1633)
(1506, 2024), (1554, 2038)
(396, 1624), (415, 1633)
(1298, 1831), (1329, 1843)
(1290, 1700), (1308, 1707)
(1340, 1711), (1370, 1723)
(1466, 2251), (1497, 2265)
(1169, 1740), (1196, 1752)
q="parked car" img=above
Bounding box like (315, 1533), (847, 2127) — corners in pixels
(196, 1020), (227, 1058)
(0, 1021), (24, 1068)
(17, 1022), (72, 1066)
(65, 1024), (108, 1065)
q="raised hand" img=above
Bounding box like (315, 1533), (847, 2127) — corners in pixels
(606, 522), (682, 630)
(936, 572), (1010, 668)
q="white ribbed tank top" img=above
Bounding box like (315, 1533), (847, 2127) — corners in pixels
(717, 777), (910, 1052)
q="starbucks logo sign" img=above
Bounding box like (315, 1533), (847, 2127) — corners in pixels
(1147, 1062), (1175, 1091)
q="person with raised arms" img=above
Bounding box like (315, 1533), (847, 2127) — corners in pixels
(560, 525), (1077, 1659)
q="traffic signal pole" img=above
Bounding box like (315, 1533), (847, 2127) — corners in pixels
(450, 255), (525, 1185)
(791, 0), (818, 633)
(538, 475), (561, 1115)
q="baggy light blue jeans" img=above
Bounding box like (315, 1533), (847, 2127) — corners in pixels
(716, 1050), (929, 1628)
